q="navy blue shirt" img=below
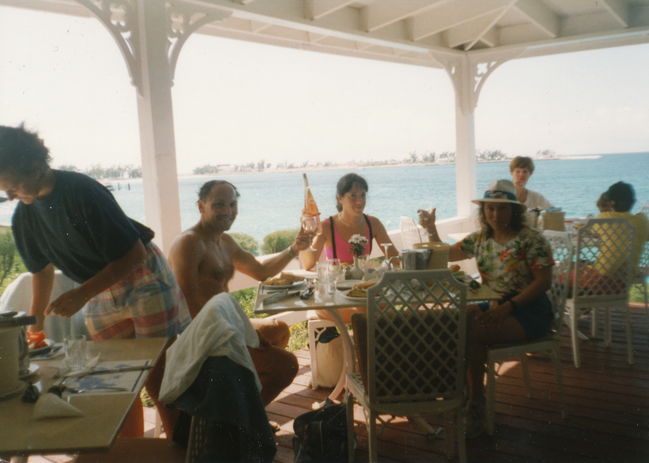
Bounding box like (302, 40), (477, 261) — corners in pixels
(12, 170), (154, 283)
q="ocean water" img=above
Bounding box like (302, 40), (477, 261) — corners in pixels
(1, 152), (647, 244)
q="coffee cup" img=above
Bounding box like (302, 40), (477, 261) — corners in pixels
(414, 242), (450, 269)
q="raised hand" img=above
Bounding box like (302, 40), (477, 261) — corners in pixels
(417, 208), (436, 231)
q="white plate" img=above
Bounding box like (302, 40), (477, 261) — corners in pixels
(263, 280), (305, 291)
(336, 289), (367, 302)
(335, 279), (364, 290)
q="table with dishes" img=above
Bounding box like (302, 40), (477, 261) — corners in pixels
(254, 270), (500, 400)
(0, 337), (166, 462)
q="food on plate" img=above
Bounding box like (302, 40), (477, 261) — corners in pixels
(354, 281), (376, 290)
(27, 330), (47, 349)
(264, 272), (302, 286)
(449, 264), (461, 273)
(346, 281), (376, 298)
(347, 287), (367, 298)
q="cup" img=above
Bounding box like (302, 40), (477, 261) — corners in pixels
(541, 211), (566, 231)
(315, 262), (330, 301)
(327, 258), (343, 293)
(415, 242), (450, 269)
(64, 335), (88, 372)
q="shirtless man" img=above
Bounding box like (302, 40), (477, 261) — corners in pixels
(168, 179), (312, 405)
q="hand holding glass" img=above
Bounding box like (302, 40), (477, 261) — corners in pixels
(301, 214), (319, 251)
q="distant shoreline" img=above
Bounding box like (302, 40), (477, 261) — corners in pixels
(93, 151), (648, 182)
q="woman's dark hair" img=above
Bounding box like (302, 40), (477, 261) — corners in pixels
(198, 180), (239, 201)
(606, 181), (635, 212)
(509, 156), (535, 174)
(478, 202), (526, 237)
(336, 173), (368, 212)
(0, 124), (51, 178)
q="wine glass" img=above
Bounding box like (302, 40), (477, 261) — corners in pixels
(380, 242), (397, 270)
(301, 215), (319, 251)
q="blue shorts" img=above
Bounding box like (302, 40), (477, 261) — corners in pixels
(477, 293), (553, 340)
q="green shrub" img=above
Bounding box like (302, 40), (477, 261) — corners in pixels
(0, 232), (17, 288)
(230, 232), (259, 256)
(261, 229), (298, 255)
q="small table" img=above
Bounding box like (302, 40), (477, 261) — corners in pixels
(0, 337), (166, 461)
(254, 280), (500, 401)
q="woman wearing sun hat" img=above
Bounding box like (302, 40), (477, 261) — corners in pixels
(418, 179), (555, 437)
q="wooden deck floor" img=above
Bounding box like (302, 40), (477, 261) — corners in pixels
(22, 304), (649, 463)
(269, 304), (649, 463)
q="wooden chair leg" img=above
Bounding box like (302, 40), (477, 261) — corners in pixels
(368, 410), (378, 463)
(345, 393), (355, 463)
(624, 306), (635, 365)
(569, 305), (581, 368)
(521, 356), (532, 398)
(550, 345), (566, 419)
(486, 357), (496, 435)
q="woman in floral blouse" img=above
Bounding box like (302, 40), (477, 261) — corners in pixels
(419, 179), (554, 437)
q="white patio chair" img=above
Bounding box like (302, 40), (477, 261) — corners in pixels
(631, 241), (649, 326)
(633, 206), (649, 327)
(566, 218), (636, 367)
(345, 270), (468, 463)
(485, 230), (572, 435)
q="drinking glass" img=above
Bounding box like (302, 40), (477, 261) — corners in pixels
(315, 262), (330, 302)
(327, 258), (343, 293)
(301, 215), (319, 251)
(64, 335), (88, 372)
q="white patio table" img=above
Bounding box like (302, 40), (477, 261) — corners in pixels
(254, 274), (499, 402)
(0, 337), (166, 463)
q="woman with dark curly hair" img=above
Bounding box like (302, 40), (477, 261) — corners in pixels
(419, 179), (554, 437)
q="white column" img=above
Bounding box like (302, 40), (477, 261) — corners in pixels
(453, 56), (477, 218)
(454, 110), (477, 217)
(77, 0), (231, 253)
(135, 0), (181, 253)
(432, 51), (520, 220)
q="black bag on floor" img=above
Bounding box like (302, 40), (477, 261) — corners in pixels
(293, 400), (347, 463)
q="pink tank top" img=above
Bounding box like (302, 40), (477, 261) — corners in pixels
(324, 215), (373, 264)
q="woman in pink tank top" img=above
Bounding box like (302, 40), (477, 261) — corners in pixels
(299, 173), (399, 322)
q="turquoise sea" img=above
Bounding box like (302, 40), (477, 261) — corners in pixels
(1, 152), (647, 244)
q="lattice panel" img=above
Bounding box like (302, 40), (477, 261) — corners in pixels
(544, 232), (573, 329)
(574, 219), (635, 297)
(366, 271), (467, 404)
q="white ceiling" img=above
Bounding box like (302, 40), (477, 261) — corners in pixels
(3, 0), (649, 68)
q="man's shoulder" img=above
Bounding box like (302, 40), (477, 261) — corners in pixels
(171, 229), (208, 254)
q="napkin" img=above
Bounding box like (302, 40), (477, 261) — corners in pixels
(33, 392), (84, 420)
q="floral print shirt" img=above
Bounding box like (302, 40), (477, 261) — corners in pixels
(456, 227), (554, 295)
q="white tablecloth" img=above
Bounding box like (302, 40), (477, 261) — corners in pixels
(0, 271), (89, 341)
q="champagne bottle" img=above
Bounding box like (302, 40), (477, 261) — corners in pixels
(303, 173), (320, 217)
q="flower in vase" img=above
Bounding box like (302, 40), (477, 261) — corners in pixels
(348, 234), (368, 257)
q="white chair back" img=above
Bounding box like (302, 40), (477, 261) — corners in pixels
(543, 231), (573, 332)
(573, 218), (635, 302)
(365, 270), (467, 406)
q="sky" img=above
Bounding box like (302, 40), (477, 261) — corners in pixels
(0, 5), (648, 175)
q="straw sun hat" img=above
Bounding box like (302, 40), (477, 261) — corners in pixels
(471, 179), (526, 208)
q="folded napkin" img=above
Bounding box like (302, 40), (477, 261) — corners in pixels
(33, 392), (84, 420)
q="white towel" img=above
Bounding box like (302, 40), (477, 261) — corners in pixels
(159, 293), (261, 404)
